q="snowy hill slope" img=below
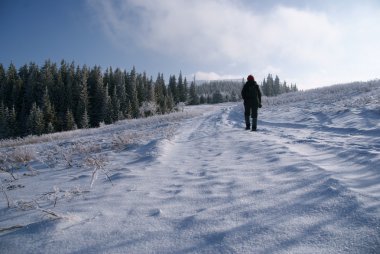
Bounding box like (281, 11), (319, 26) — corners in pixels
(1, 81), (379, 253)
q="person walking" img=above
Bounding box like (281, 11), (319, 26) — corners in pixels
(241, 75), (262, 131)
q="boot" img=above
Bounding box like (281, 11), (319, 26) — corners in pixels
(245, 115), (250, 130)
(251, 118), (257, 131)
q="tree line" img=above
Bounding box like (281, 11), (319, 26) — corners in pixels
(187, 75), (298, 105)
(261, 74), (298, 97)
(0, 60), (298, 140)
(187, 80), (243, 105)
(0, 60), (192, 139)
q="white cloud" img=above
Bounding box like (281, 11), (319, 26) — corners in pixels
(89, 0), (380, 89)
(192, 71), (242, 81)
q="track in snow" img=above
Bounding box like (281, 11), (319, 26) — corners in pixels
(1, 103), (379, 254)
(131, 104), (380, 253)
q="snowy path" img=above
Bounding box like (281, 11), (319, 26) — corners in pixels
(135, 104), (380, 253)
(1, 103), (379, 253)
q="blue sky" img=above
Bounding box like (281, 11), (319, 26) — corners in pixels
(1, 0), (380, 89)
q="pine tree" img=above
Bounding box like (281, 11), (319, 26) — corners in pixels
(177, 73), (183, 103)
(103, 67), (113, 96)
(104, 84), (113, 124)
(80, 108), (90, 129)
(207, 95), (212, 104)
(41, 60), (55, 97)
(282, 81), (289, 93)
(168, 75), (178, 103)
(126, 67), (139, 118)
(262, 77), (267, 96)
(22, 63), (44, 133)
(126, 99), (132, 119)
(291, 83), (298, 92)
(54, 70), (66, 130)
(7, 64), (22, 136)
(64, 62), (75, 112)
(178, 72), (187, 103)
(267, 74), (274, 96)
(114, 69), (127, 118)
(212, 90), (224, 104)
(77, 66), (89, 128)
(129, 67), (140, 118)
(42, 87), (56, 133)
(199, 95), (206, 104)
(189, 80), (199, 105)
(0, 102), (8, 139)
(155, 73), (167, 114)
(30, 63), (45, 107)
(136, 74), (145, 106)
(4, 63), (20, 108)
(65, 109), (77, 131)
(17, 64), (29, 135)
(46, 122), (55, 133)
(88, 66), (106, 127)
(7, 105), (17, 137)
(42, 62), (58, 128)
(28, 102), (44, 135)
(0, 64), (5, 105)
(166, 89), (174, 112)
(72, 65), (83, 125)
(230, 91), (238, 102)
(146, 76), (155, 103)
(274, 75), (280, 96)
(110, 85), (120, 122)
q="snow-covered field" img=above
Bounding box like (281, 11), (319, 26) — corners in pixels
(1, 81), (380, 253)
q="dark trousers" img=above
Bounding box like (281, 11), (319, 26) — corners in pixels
(244, 102), (258, 127)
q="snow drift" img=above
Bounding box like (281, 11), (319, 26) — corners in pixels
(1, 81), (379, 253)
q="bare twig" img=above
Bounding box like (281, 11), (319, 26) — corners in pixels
(90, 167), (98, 188)
(0, 154), (17, 180)
(1, 185), (11, 208)
(86, 154), (112, 187)
(53, 196), (58, 208)
(39, 208), (61, 219)
(62, 150), (73, 168)
(0, 167), (17, 180)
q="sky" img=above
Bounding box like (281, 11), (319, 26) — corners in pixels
(1, 0), (380, 89)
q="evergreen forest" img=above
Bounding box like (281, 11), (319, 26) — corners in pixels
(0, 60), (297, 139)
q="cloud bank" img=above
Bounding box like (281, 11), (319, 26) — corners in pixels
(89, 0), (380, 88)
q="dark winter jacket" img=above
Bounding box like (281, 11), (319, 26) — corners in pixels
(241, 80), (262, 108)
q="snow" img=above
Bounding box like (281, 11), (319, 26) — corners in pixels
(1, 82), (380, 253)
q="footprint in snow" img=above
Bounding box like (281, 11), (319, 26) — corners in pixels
(148, 208), (162, 217)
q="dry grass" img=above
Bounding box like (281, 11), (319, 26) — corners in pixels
(11, 147), (36, 163)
